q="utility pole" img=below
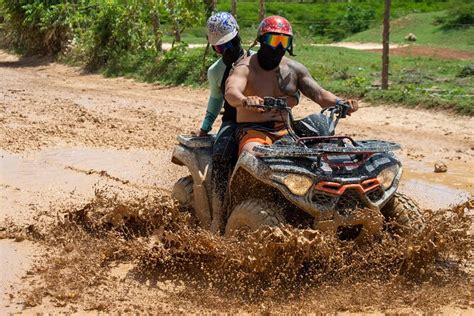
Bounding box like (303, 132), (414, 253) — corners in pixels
(231, 0), (237, 17)
(382, 0), (391, 90)
(259, 0), (265, 22)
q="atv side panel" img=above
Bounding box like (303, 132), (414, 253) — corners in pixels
(171, 135), (214, 229)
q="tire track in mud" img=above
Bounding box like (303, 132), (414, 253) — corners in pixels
(0, 51), (473, 313)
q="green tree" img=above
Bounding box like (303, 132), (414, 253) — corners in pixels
(164, 0), (204, 46)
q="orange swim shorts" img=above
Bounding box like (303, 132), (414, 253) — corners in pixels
(236, 122), (288, 155)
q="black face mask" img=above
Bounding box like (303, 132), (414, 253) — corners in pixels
(222, 36), (243, 67)
(222, 45), (243, 67)
(257, 43), (286, 71)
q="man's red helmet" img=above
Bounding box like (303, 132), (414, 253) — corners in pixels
(257, 16), (293, 37)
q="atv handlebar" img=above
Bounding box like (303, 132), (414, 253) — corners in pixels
(320, 100), (351, 135)
(262, 96), (289, 111)
(250, 96), (351, 143)
(321, 99), (351, 119)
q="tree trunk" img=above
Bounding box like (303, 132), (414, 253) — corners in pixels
(382, 0), (391, 90)
(174, 22), (181, 44)
(204, 0), (217, 18)
(259, 0), (265, 22)
(151, 11), (162, 53)
(231, 0), (237, 17)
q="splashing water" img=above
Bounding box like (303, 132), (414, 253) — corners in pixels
(4, 187), (472, 313)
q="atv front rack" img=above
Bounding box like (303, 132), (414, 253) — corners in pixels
(254, 139), (401, 157)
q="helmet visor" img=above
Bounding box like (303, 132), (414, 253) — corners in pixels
(213, 40), (234, 54)
(262, 33), (292, 50)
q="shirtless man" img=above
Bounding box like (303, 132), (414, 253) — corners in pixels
(225, 16), (359, 155)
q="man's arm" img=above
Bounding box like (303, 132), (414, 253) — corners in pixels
(224, 63), (249, 108)
(294, 61), (358, 112)
(225, 62), (265, 110)
(295, 62), (337, 108)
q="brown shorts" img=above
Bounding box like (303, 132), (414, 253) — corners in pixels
(236, 122), (288, 155)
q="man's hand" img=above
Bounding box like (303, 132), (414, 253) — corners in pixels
(345, 99), (359, 114)
(241, 96), (265, 113)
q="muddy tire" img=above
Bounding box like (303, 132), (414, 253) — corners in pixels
(172, 176), (193, 208)
(381, 193), (425, 237)
(224, 199), (286, 238)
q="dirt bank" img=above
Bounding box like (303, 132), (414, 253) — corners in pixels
(0, 50), (473, 313)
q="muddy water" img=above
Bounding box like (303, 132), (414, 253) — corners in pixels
(0, 240), (37, 312)
(0, 146), (185, 312)
(400, 159), (472, 210)
(0, 147), (187, 224)
(2, 146), (472, 313)
(402, 159), (474, 193)
(1, 145), (471, 225)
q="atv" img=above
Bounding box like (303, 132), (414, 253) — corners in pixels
(171, 98), (424, 241)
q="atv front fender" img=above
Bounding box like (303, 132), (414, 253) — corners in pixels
(229, 152), (323, 219)
(171, 143), (213, 229)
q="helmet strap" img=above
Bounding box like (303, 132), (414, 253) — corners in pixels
(288, 42), (296, 57)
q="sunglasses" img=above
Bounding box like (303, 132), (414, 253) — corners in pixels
(262, 33), (292, 50)
(213, 40), (234, 54)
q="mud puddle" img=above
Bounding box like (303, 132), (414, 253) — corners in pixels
(7, 187), (470, 313)
(402, 159), (474, 194)
(0, 147), (186, 224)
(400, 179), (471, 210)
(0, 239), (38, 313)
(399, 159), (472, 210)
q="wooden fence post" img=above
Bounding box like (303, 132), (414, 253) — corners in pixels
(382, 0), (391, 90)
(259, 0), (265, 21)
(231, 0), (237, 17)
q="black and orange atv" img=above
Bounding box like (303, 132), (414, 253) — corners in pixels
(171, 98), (424, 241)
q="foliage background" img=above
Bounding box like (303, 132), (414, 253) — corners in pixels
(0, 0), (472, 114)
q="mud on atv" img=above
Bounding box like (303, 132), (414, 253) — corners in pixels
(171, 98), (425, 241)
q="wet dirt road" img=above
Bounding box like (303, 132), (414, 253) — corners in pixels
(1, 51), (473, 313)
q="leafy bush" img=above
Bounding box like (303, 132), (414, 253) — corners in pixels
(75, 2), (153, 70)
(327, 5), (376, 41)
(146, 43), (215, 85)
(435, 2), (474, 29)
(0, 0), (204, 60)
(0, 0), (73, 54)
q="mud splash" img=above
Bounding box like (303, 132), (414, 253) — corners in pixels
(4, 187), (472, 313)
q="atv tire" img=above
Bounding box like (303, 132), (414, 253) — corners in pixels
(225, 199), (286, 238)
(172, 176), (193, 208)
(381, 193), (425, 237)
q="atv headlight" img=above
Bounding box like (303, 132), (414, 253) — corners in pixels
(377, 165), (399, 190)
(282, 174), (313, 196)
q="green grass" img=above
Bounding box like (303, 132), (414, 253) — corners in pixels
(346, 11), (474, 51)
(174, 0), (461, 45)
(295, 45), (473, 115)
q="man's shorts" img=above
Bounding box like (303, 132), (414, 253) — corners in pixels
(236, 122), (288, 155)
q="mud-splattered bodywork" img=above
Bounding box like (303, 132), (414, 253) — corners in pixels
(172, 133), (403, 239)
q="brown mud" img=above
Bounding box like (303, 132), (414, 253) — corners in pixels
(1, 50), (473, 313)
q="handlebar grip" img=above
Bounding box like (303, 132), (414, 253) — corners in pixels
(263, 97), (288, 110)
(335, 99), (351, 118)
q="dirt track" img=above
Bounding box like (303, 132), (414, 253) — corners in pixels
(1, 50), (473, 313)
